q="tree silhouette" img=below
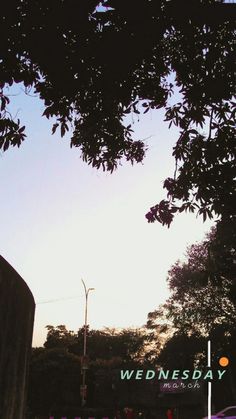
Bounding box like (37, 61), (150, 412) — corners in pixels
(28, 325), (156, 415)
(1, 0), (235, 224)
(147, 221), (236, 358)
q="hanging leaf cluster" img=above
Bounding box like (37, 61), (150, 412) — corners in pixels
(1, 0), (235, 223)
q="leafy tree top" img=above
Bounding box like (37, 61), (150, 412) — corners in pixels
(147, 220), (236, 339)
(1, 0), (235, 225)
(43, 325), (154, 363)
(146, 218), (236, 369)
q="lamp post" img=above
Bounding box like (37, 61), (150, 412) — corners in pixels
(81, 279), (94, 407)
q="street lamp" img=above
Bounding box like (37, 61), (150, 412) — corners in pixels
(81, 279), (94, 407)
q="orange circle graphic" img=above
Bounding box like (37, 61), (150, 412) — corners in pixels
(219, 357), (229, 367)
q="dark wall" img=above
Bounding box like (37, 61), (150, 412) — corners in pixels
(0, 255), (35, 419)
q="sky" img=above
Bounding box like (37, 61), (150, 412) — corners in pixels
(0, 84), (214, 347)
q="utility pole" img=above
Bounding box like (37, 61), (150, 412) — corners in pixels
(81, 279), (94, 407)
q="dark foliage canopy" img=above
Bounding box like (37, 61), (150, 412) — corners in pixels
(28, 325), (154, 413)
(147, 219), (236, 365)
(44, 324), (150, 363)
(1, 0), (235, 225)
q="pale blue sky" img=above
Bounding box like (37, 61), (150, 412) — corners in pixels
(1, 84), (213, 346)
